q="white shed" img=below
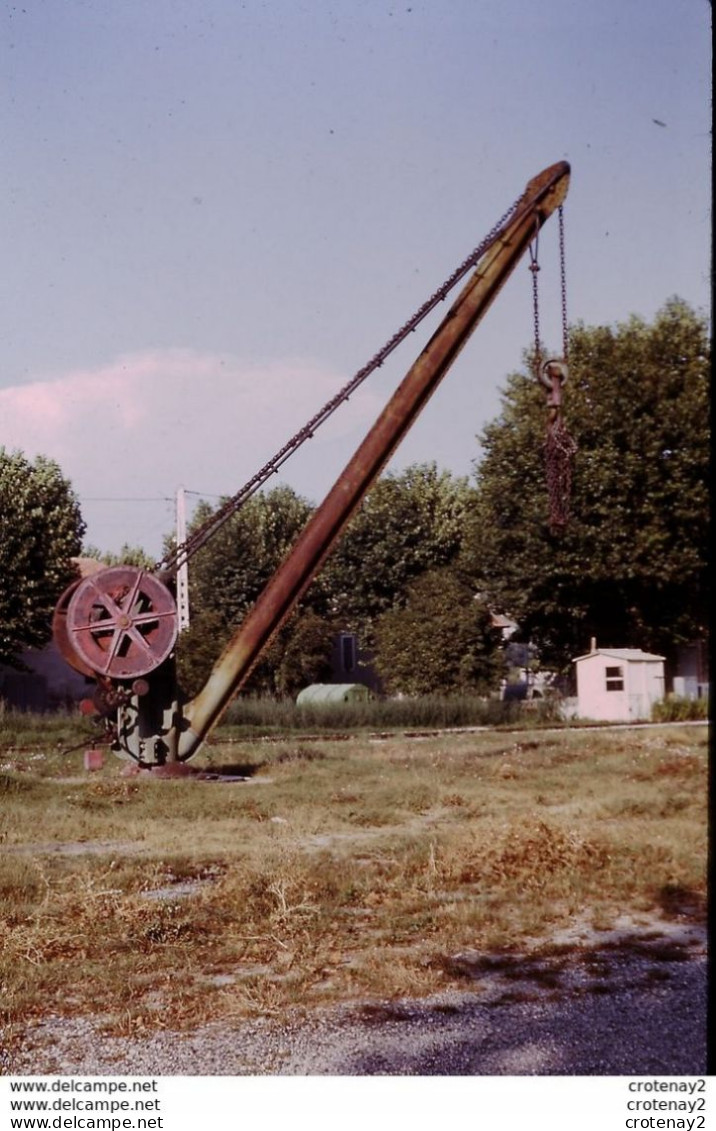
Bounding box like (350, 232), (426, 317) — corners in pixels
(573, 647), (665, 722)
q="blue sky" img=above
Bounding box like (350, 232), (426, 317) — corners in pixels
(0, 0), (710, 557)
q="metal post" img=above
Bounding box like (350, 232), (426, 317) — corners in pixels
(176, 487), (191, 633)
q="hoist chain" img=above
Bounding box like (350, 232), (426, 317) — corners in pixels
(529, 204), (577, 532)
(157, 192), (526, 575)
(558, 204), (569, 363)
(528, 224), (542, 370)
(529, 205), (569, 370)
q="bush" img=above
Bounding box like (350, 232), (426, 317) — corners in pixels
(373, 569), (502, 696)
(652, 696), (709, 723)
(222, 693), (552, 733)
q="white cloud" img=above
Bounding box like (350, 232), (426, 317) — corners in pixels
(0, 350), (383, 556)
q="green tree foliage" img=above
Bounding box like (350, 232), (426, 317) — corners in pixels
(175, 606), (334, 700)
(320, 462), (477, 638)
(174, 609), (231, 700)
(84, 544), (156, 569)
(178, 485), (319, 695)
(272, 609), (335, 696)
(187, 485), (314, 630)
(373, 568), (501, 696)
(0, 449), (85, 666)
(176, 466), (477, 697)
(464, 299), (709, 667)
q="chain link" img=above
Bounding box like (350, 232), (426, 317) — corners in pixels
(529, 203), (577, 531)
(545, 416), (578, 531)
(529, 205), (569, 374)
(559, 205), (569, 362)
(528, 222), (542, 373)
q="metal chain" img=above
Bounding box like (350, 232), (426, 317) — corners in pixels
(529, 205), (568, 372)
(529, 203), (577, 532)
(558, 205), (569, 362)
(528, 222), (542, 374)
(157, 193), (526, 574)
(545, 417), (578, 531)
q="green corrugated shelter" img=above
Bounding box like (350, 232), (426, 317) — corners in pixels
(296, 683), (372, 705)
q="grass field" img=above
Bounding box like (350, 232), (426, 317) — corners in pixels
(0, 716), (708, 1048)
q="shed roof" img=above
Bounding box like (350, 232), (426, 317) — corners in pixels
(72, 556), (105, 578)
(573, 648), (666, 663)
(490, 613), (519, 631)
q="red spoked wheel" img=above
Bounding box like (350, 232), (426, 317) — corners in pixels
(66, 567), (178, 679)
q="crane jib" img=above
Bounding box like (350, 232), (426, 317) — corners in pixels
(53, 161), (570, 767)
(176, 161), (570, 761)
(160, 162), (569, 577)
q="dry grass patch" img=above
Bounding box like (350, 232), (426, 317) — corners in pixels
(0, 723), (707, 1045)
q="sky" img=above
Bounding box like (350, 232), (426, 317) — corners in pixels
(0, 0), (711, 559)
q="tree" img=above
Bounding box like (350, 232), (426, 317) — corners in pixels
(175, 606), (334, 700)
(187, 484), (314, 630)
(373, 568), (502, 696)
(319, 462), (477, 640)
(272, 609), (335, 696)
(84, 544), (156, 569)
(0, 449), (85, 666)
(174, 608), (232, 700)
(464, 299), (710, 668)
(177, 485), (316, 695)
(178, 467), (477, 697)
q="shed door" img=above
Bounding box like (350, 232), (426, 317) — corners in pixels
(629, 694), (646, 720)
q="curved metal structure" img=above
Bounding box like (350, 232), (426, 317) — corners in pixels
(64, 567), (178, 680)
(54, 160), (570, 766)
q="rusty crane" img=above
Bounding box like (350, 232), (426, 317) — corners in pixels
(53, 160), (571, 767)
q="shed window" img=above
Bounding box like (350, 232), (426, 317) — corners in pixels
(605, 665), (624, 692)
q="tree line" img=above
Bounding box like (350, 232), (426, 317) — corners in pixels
(1, 299), (709, 698)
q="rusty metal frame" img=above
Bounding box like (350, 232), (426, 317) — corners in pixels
(164, 160), (571, 761)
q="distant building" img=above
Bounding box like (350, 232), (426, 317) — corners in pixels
(0, 557), (102, 711)
(490, 613), (519, 641)
(673, 640), (709, 701)
(0, 641), (91, 711)
(329, 631), (382, 693)
(573, 645), (665, 722)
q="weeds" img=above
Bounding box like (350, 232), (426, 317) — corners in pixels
(0, 720), (707, 1042)
(652, 696), (709, 722)
(220, 693), (558, 733)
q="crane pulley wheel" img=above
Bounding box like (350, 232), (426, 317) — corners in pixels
(65, 567), (178, 679)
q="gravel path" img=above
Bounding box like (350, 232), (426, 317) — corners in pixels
(6, 927), (707, 1077)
